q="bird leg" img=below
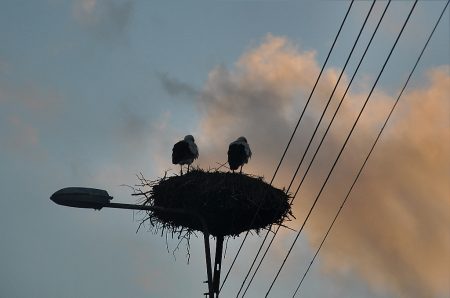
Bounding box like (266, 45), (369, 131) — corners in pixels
(180, 165), (183, 176)
(187, 164), (190, 173)
(240, 165), (243, 174)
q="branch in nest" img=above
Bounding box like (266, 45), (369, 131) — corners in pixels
(132, 168), (292, 261)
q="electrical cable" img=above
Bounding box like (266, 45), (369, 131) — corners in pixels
(243, 1), (394, 288)
(265, 1), (418, 296)
(238, 1), (382, 296)
(218, 0), (355, 293)
(241, 0), (392, 295)
(292, 1), (449, 296)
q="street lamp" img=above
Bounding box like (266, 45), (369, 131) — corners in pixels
(50, 187), (112, 210)
(50, 187), (217, 297)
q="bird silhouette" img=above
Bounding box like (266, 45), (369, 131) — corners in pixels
(172, 135), (199, 175)
(227, 136), (252, 174)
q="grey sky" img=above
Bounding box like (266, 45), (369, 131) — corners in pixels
(1, 1), (449, 297)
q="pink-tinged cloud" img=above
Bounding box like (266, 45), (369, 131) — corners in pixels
(0, 82), (63, 114)
(0, 81), (63, 162)
(3, 115), (48, 163)
(72, 0), (134, 42)
(312, 66), (450, 298)
(188, 35), (449, 297)
(8, 115), (39, 147)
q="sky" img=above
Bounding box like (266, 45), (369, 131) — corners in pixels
(0, 0), (449, 297)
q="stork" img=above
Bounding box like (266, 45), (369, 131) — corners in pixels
(172, 135), (199, 175)
(227, 136), (252, 174)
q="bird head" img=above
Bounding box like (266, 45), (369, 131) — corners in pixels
(184, 135), (195, 142)
(237, 136), (247, 143)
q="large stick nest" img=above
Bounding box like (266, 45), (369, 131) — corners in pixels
(135, 168), (292, 237)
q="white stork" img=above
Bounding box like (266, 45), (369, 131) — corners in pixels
(172, 135), (199, 175)
(227, 136), (252, 173)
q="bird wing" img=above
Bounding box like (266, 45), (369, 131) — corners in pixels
(244, 143), (252, 158)
(188, 141), (199, 159)
(172, 141), (189, 164)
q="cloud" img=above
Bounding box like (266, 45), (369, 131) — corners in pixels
(7, 115), (39, 148)
(0, 82), (63, 113)
(0, 82), (63, 162)
(90, 101), (176, 191)
(73, 0), (134, 42)
(310, 66), (450, 298)
(157, 72), (198, 98)
(186, 35), (449, 297)
(193, 35), (349, 175)
(0, 115), (49, 163)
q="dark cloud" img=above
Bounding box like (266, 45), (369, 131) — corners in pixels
(117, 100), (148, 139)
(156, 72), (198, 98)
(73, 0), (134, 43)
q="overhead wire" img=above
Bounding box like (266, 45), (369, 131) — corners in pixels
(264, 1), (418, 296)
(237, 1), (381, 296)
(218, 0), (355, 293)
(241, 1), (393, 293)
(292, 1), (449, 296)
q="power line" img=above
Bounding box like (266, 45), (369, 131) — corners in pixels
(264, 1), (418, 296)
(292, 1), (449, 296)
(238, 1), (382, 296)
(218, 0), (355, 293)
(242, 2), (393, 289)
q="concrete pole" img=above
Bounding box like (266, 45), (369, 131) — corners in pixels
(213, 236), (224, 297)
